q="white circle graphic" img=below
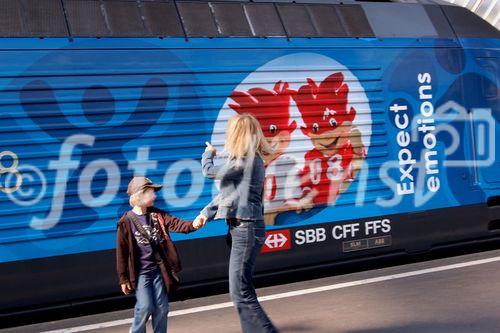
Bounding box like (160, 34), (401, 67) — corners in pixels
(210, 52), (373, 224)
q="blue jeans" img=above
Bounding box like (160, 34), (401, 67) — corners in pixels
(130, 267), (169, 333)
(228, 218), (279, 333)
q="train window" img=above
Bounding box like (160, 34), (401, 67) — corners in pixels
(210, 2), (252, 36)
(441, 5), (500, 38)
(362, 3), (437, 37)
(307, 4), (347, 37)
(24, 0), (68, 37)
(177, 1), (219, 37)
(64, 0), (110, 37)
(243, 3), (286, 37)
(0, 0), (24, 36)
(336, 4), (375, 37)
(276, 3), (317, 37)
(103, 0), (146, 37)
(476, 57), (499, 99)
(141, 1), (184, 36)
(423, 4), (454, 38)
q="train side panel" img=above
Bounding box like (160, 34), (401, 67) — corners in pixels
(0, 37), (498, 313)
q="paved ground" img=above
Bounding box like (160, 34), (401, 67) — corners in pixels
(3, 249), (500, 333)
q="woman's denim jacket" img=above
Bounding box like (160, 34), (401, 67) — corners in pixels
(200, 150), (265, 221)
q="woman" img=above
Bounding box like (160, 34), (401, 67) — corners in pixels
(194, 113), (279, 333)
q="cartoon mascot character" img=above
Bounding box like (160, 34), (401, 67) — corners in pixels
(228, 81), (312, 225)
(292, 72), (367, 205)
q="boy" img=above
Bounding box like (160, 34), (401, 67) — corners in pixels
(116, 176), (204, 333)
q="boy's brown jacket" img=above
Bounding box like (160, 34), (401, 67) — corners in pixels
(116, 206), (196, 290)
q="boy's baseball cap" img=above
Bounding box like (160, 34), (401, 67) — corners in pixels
(127, 176), (162, 196)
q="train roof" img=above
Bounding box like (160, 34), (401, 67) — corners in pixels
(0, 0), (498, 39)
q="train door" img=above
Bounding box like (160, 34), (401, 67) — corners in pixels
(468, 57), (499, 190)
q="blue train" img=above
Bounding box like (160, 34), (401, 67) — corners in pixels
(0, 0), (498, 318)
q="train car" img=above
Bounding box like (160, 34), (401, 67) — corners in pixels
(0, 0), (499, 319)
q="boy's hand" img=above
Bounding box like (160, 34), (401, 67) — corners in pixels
(205, 141), (216, 156)
(121, 282), (132, 295)
(192, 214), (208, 229)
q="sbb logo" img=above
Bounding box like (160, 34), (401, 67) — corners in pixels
(295, 227), (327, 245)
(261, 229), (291, 253)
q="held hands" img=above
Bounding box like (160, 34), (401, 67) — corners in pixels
(192, 214), (208, 230)
(205, 141), (216, 156)
(121, 282), (132, 295)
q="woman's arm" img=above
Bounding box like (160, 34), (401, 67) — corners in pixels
(201, 150), (244, 181)
(200, 193), (221, 220)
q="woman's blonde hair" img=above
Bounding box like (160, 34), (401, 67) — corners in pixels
(222, 113), (274, 166)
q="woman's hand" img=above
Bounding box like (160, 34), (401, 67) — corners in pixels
(121, 282), (132, 295)
(205, 141), (216, 156)
(192, 214), (208, 229)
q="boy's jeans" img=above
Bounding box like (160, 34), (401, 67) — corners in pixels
(130, 267), (169, 333)
(228, 218), (279, 333)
